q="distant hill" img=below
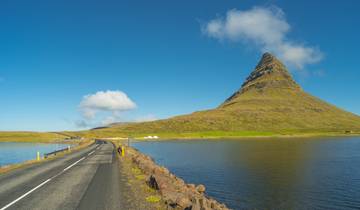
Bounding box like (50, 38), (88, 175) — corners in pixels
(0, 132), (67, 142)
(82, 53), (360, 138)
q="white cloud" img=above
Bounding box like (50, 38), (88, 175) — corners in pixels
(202, 6), (323, 69)
(76, 90), (136, 128)
(79, 90), (136, 119)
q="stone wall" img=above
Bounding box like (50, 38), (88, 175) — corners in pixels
(123, 146), (230, 210)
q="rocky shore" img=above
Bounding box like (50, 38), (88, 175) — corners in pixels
(124, 146), (230, 210)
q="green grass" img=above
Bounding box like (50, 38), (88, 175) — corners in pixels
(145, 196), (161, 203)
(72, 129), (359, 140)
(0, 132), (67, 143)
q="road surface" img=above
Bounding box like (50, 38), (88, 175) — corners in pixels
(0, 141), (127, 210)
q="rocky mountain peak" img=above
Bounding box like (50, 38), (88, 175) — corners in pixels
(256, 52), (278, 67)
(241, 52), (298, 89)
(222, 53), (301, 105)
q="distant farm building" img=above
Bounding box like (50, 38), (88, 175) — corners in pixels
(144, 136), (159, 139)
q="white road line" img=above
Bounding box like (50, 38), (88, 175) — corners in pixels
(0, 155), (88, 210)
(63, 157), (85, 172)
(0, 178), (52, 210)
(87, 151), (95, 156)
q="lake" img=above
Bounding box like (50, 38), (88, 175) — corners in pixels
(132, 137), (360, 210)
(0, 142), (71, 166)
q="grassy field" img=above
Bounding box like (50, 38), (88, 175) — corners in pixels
(0, 132), (68, 143)
(73, 130), (277, 139)
(73, 129), (359, 140)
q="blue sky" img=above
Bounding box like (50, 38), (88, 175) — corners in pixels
(0, 0), (359, 131)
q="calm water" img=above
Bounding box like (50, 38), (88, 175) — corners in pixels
(133, 137), (360, 210)
(0, 142), (71, 166)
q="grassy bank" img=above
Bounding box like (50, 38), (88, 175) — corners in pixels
(113, 140), (230, 209)
(111, 140), (166, 210)
(73, 129), (360, 140)
(0, 131), (69, 143)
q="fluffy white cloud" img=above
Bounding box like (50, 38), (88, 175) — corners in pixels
(202, 6), (323, 69)
(79, 90), (136, 119)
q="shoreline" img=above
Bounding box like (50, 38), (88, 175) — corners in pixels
(114, 141), (230, 210)
(125, 132), (360, 142)
(0, 139), (80, 144)
(0, 139), (94, 174)
(112, 141), (169, 209)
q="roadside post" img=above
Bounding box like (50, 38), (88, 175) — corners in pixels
(68, 145), (71, 152)
(36, 151), (40, 161)
(121, 146), (125, 157)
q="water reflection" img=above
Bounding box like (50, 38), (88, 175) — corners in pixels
(223, 140), (315, 209)
(0, 142), (71, 166)
(133, 137), (360, 210)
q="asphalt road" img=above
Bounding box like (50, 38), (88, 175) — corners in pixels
(0, 141), (126, 210)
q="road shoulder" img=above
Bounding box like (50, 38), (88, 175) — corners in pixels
(114, 142), (166, 210)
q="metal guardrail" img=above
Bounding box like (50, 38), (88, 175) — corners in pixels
(44, 147), (70, 158)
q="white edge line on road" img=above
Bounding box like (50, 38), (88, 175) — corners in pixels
(0, 178), (52, 210)
(87, 151), (95, 156)
(0, 155), (88, 210)
(63, 157), (85, 172)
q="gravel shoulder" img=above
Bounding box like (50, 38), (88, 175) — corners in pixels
(115, 142), (167, 210)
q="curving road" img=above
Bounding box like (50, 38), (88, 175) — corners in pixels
(0, 141), (125, 210)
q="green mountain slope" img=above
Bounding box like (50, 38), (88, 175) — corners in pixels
(83, 53), (360, 138)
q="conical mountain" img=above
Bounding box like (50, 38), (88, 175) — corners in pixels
(222, 52), (302, 107)
(86, 53), (360, 137)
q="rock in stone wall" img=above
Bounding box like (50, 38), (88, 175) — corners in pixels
(124, 146), (231, 210)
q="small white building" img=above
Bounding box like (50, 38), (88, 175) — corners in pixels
(144, 136), (159, 139)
